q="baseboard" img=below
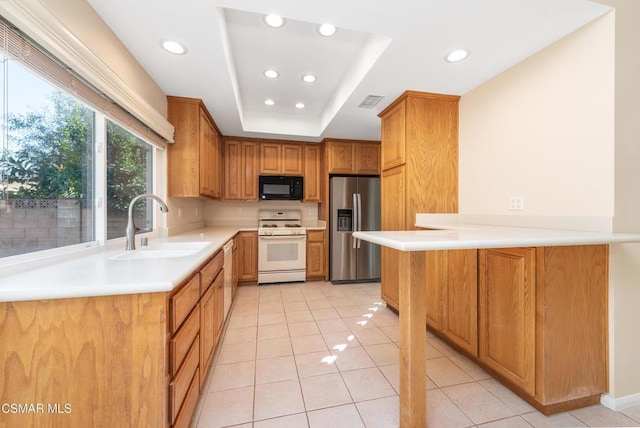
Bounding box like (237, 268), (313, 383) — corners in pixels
(601, 392), (640, 411)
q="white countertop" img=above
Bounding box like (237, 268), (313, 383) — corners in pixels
(353, 225), (640, 252)
(0, 227), (241, 303)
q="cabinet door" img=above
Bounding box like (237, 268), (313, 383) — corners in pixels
(442, 249), (478, 356)
(424, 250), (446, 331)
(168, 98), (199, 197)
(304, 144), (321, 202)
(306, 230), (325, 279)
(224, 140), (242, 200)
(200, 282), (216, 384)
(282, 144), (303, 175)
(224, 140), (258, 201)
(260, 143), (281, 174)
(327, 141), (355, 174)
(355, 143), (381, 175)
(241, 142), (258, 200)
(479, 248), (535, 395)
(380, 165), (405, 311)
(237, 231), (258, 282)
(380, 99), (406, 171)
(211, 128), (222, 198)
(232, 244), (238, 298)
(215, 273), (225, 338)
(199, 109), (220, 198)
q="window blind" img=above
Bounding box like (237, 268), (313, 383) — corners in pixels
(0, 17), (169, 149)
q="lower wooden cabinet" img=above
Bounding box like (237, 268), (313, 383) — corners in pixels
(479, 247), (535, 394)
(232, 237), (239, 297)
(168, 248), (229, 426)
(476, 245), (608, 413)
(382, 244), (609, 414)
(237, 231), (258, 283)
(425, 249), (478, 357)
(306, 230), (325, 279)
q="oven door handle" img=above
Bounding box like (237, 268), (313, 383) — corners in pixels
(259, 235), (307, 240)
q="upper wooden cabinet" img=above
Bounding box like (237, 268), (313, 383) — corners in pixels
(259, 142), (303, 175)
(326, 140), (381, 175)
(224, 139), (258, 200)
(379, 92), (459, 310)
(303, 144), (321, 202)
(167, 96), (222, 199)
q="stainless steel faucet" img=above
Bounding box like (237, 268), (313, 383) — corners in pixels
(125, 193), (169, 250)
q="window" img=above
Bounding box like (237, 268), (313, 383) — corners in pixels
(106, 120), (153, 240)
(0, 20), (160, 259)
(0, 58), (95, 257)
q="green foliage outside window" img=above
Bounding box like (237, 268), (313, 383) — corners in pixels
(0, 91), (93, 200)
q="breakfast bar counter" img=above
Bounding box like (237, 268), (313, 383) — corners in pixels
(353, 226), (640, 427)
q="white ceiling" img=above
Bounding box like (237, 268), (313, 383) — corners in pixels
(87, 0), (612, 142)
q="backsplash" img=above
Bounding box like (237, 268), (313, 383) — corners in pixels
(165, 197), (205, 236)
(204, 200), (319, 228)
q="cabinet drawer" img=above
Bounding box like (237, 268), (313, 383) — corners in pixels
(201, 250), (223, 293)
(172, 368), (200, 428)
(169, 337), (200, 425)
(170, 274), (200, 333)
(307, 230), (324, 242)
(170, 304), (200, 376)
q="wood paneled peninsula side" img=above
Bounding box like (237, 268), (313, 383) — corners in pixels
(353, 224), (640, 427)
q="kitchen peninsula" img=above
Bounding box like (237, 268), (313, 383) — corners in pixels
(354, 222), (640, 428)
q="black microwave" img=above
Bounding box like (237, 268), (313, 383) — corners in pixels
(259, 175), (303, 200)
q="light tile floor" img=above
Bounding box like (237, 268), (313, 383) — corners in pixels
(192, 281), (640, 428)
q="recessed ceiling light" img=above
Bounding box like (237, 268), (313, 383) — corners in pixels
(445, 49), (469, 63)
(295, 103), (305, 109)
(264, 14), (285, 28)
(302, 74), (317, 83)
(161, 40), (187, 55)
(264, 69), (279, 79)
(264, 99), (275, 106)
(318, 24), (337, 37)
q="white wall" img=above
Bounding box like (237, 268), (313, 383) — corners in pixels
(459, 14), (615, 217)
(460, 5), (640, 406)
(598, 0), (640, 403)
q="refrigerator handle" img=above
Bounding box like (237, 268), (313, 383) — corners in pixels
(356, 193), (362, 248)
(352, 193), (358, 249)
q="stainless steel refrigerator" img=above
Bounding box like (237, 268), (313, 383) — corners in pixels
(330, 176), (381, 283)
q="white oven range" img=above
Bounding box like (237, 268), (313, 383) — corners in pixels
(257, 210), (307, 285)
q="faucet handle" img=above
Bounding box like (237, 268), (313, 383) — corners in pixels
(140, 237), (149, 247)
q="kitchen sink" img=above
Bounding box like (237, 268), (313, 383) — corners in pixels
(110, 241), (211, 260)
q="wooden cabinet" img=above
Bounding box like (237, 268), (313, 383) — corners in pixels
(479, 248), (535, 394)
(304, 144), (321, 202)
(259, 142), (303, 175)
(379, 92), (459, 309)
(199, 251), (223, 387)
(306, 230), (325, 279)
(224, 139), (258, 200)
(326, 139), (381, 175)
(440, 250), (478, 356)
(477, 245), (608, 413)
(356, 143), (381, 175)
(168, 96), (222, 199)
(232, 236), (239, 298)
(237, 231), (258, 283)
(380, 166), (405, 309)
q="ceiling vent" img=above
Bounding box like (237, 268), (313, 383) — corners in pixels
(358, 95), (384, 109)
